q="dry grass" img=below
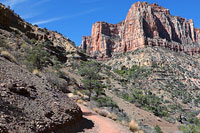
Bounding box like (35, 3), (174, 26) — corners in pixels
(138, 130), (144, 133)
(77, 91), (84, 97)
(32, 69), (42, 77)
(129, 120), (140, 132)
(106, 113), (113, 119)
(92, 108), (99, 113)
(1, 50), (17, 64)
(110, 113), (117, 121)
(98, 109), (110, 117)
(92, 108), (117, 120)
(121, 120), (128, 126)
(92, 109), (118, 121)
(76, 99), (87, 105)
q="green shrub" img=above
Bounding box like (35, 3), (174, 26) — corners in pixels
(93, 96), (118, 109)
(180, 125), (200, 133)
(23, 43), (51, 71)
(114, 65), (151, 80)
(122, 89), (168, 117)
(0, 38), (11, 50)
(44, 72), (69, 93)
(154, 125), (163, 133)
(187, 111), (200, 125)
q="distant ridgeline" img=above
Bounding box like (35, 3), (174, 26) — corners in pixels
(0, 3), (77, 53)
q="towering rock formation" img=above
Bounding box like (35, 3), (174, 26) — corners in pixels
(80, 2), (200, 59)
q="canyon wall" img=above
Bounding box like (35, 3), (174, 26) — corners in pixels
(80, 2), (200, 59)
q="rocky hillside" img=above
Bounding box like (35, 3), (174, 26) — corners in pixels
(106, 46), (200, 107)
(0, 57), (82, 133)
(80, 2), (200, 59)
(0, 3), (85, 133)
(0, 3), (77, 54)
(103, 46), (200, 131)
(0, 2), (89, 70)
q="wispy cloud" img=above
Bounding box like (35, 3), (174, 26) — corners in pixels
(3, 0), (27, 8)
(3, 0), (51, 20)
(32, 17), (64, 25)
(32, 8), (100, 25)
(21, 12), (41, 19)
(31, 0), (51, 7)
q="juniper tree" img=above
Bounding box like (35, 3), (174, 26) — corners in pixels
(79, 61), (105, 100)
(24, 43), (51, 70)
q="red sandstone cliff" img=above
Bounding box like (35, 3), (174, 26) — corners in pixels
(80, 2), (200, 59)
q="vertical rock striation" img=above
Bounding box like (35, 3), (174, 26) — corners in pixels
(80, 2), (200, 59)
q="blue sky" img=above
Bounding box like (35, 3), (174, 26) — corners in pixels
(1, 0), (200, 46)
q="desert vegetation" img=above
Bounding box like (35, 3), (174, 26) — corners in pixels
(78, 61), (105, 100)
(1, 1), (200, 132)
(120, 88), (168, 117)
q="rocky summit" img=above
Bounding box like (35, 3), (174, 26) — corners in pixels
(80, 2), (200, 59)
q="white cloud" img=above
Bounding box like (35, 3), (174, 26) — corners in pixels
(2, 0), (51, 20)
(32, 17), (64, 25)
(32, 8), (99, 25)
(3, 0), (27, 8)
(31, 0), (51, 7)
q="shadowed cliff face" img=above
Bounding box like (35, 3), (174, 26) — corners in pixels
(80, 2), (200, 59)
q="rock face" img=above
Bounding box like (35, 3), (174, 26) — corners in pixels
(0, 57), (82, 133)
(80, 2), (200, 59)
(0, 3), (77, 53)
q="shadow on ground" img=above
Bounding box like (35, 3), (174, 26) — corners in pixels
(83, 111), (97, 116)
(70, 117), (94, 133)
(56, 117), (94, 133)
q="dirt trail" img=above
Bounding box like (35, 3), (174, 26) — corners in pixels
(105, 90), (180, 133)
(78, 104), (131, 133)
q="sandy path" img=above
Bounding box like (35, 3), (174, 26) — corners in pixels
(78, 104), (131, 133)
